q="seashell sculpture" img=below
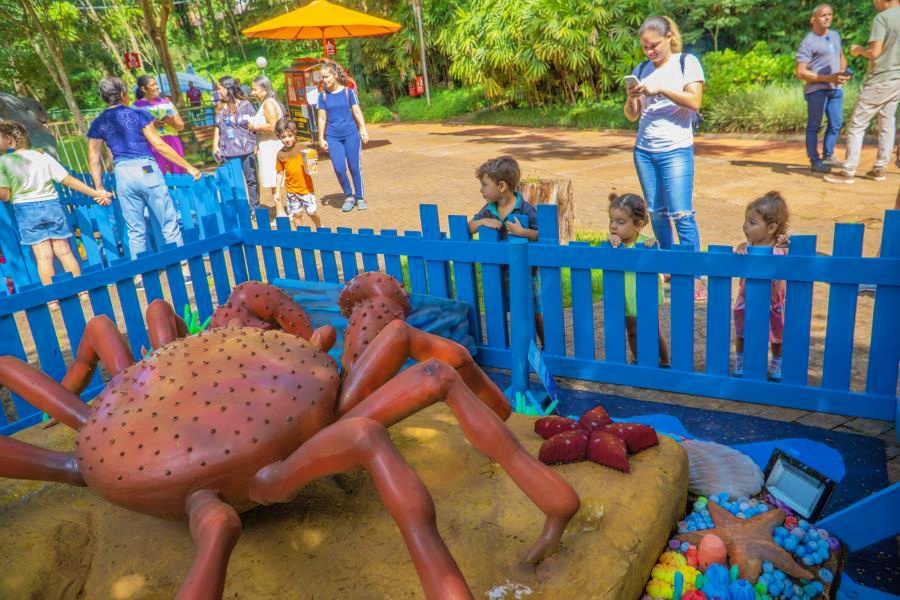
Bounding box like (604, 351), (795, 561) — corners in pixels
(683, 439), (763, 498)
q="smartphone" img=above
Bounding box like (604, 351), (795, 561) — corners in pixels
(624, 75), (641, 88)
(842, 67), (854, 76)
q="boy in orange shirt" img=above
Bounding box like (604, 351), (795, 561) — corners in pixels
(275, 118), (321, 229)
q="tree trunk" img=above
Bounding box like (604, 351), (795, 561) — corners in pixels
(225, 5), (248, 61)
(21, 1), (87, 134)
(113, 0), (144, 59)
(140, 0), (183, 107)
(516, 178), (575, 243)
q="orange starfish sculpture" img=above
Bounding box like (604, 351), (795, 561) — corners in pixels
(676, 501), (814, 582)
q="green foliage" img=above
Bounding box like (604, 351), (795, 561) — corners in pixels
(701, 42), (795, 101)
(365, 105), (394, 124)
(669, 0), (754, 51)
(393, 87), (486, 121)
(434, 0), (658, 106)
(471, 100), (634, 131)
(703, 82), (861, 133)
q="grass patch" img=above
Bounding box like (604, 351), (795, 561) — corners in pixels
(393, 87), (487, 121)
(703, 82), (861, 134)
(471, 100), (634, 131)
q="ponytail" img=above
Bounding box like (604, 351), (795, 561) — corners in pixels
(640, 16), (683, 53)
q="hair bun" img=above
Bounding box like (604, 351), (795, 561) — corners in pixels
(608, 192), (619, 202)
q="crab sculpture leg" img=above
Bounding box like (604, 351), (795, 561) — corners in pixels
(60, 299), (187, 395)
(245, 274), (581, 598)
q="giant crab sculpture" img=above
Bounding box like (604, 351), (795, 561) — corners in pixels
(0, 273), (580, 600)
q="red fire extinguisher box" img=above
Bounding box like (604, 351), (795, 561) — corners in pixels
(408, 78), (420, 97)
(415, 75), (425, 96)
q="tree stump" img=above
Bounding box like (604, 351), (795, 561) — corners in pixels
(517, 178), (575, 243)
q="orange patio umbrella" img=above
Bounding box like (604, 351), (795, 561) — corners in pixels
(242, 0), (402, 55)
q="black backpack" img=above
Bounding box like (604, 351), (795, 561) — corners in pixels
(636, 53), (703, 131)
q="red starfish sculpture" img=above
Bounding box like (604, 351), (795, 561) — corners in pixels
(676, 501), (814, 582)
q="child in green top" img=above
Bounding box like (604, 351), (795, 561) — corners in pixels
(0, 120), (111, 308)
(607, 192), (670, 366)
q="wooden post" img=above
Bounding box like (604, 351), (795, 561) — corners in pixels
(517, 178), (575, 243)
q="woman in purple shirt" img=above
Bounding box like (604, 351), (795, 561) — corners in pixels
(87, 76), (200, 259)
(212, 76), (259, 213)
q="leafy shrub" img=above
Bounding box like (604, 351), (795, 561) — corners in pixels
(701, 42), (795, 102)
(364, 105), (394, 124)
(393, 87), (487, 121)
(703, 82), (860, 133)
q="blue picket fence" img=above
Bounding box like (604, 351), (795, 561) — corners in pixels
(1, 190), (897, 437)
(0, 159), (253, 291)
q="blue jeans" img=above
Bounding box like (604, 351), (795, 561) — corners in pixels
(113, 157), (182, 257)
(804, 88), (844, 164)
(326, 131), (364, 200)
(633, 146), (700, 252)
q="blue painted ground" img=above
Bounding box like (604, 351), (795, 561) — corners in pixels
(486, 371), (899, 595)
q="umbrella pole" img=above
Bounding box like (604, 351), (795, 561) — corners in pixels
(322, 32), (327, 57)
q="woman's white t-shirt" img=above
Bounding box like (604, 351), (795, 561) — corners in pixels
(632, 53), (705, 153)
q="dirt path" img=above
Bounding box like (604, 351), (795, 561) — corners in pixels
(311, 123), (897, 256)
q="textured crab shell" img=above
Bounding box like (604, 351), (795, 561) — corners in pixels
(338, 272), (411, 318)
(76, 327), (339, 520)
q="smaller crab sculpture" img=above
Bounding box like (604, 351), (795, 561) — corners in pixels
(0, 273), (580, 600)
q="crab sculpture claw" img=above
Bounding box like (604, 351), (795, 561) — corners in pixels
(209, 281), (336, 352)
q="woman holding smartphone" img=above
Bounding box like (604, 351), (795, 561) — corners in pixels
(624, 15), (707, 300)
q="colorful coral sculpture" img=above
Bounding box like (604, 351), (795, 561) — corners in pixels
(0, 273), (581, 599)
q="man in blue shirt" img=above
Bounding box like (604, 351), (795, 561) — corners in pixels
(796, 4), (850, 173)
(87, 76), (200, 258)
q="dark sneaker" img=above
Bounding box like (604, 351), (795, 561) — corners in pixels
(823, 171), (855, 184)
(822, 155), (842, 167)
(864, 168), (887, 182)
(811, 161), (831, 174)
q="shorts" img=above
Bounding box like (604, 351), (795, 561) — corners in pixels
(501, 269), (543, 313)
(733, 305), (784, 344)
(13, 199), (72, 246)
(286, 192), (317, 217)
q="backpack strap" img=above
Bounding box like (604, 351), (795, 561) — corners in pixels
(637, 60), (650, 79)
(680, 52), (687, 75)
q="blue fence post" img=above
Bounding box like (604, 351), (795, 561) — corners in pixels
(537, 204), (564, 356)
(822, 224), (864, 391)
(507, 238), (532, 406)
(706, 245), (733, 376)
(781, 235), (817, 386)
(420, 205), (449, 298)
(865, 210), (900, 437)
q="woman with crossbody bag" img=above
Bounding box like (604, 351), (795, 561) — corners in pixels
(317, 61), (369, 212)
(624, 15), (707, 300)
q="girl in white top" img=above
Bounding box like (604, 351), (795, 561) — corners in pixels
(0, 121), (110, 305)
(248, 76), (286, 217)
(623, 15), (707, 300)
